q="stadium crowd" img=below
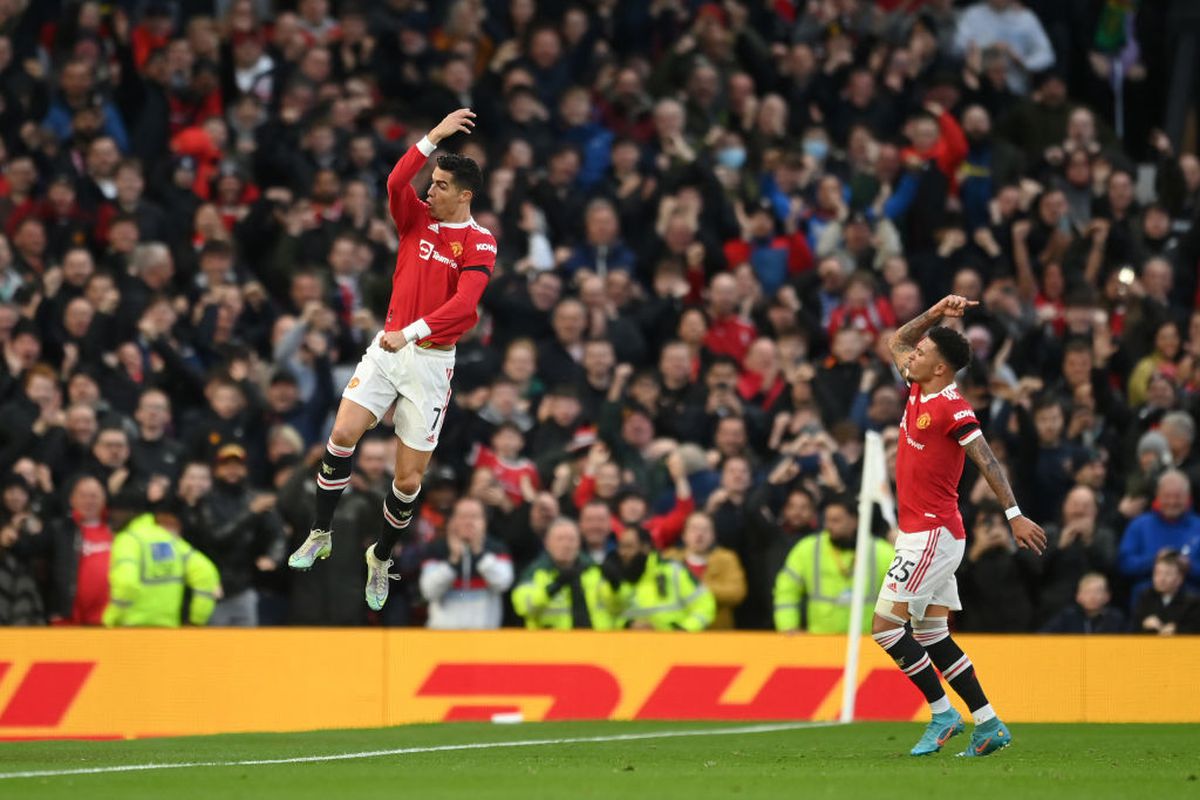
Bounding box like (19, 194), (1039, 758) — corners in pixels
(0, 0), (1199, 634)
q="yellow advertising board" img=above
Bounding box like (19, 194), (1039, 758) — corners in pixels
(0, 631), (1196, 739)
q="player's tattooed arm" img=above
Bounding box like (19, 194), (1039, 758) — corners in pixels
(887, 295), (979, 375)
(887, 308), (937, 370)
(963, 435), (1048, 554)
(962, 435), (1016, 508)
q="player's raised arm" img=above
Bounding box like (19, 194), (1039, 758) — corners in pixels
(386, 108), (476, 233)
(887, 294), (978, 377)
(962, 435), (1047, 555)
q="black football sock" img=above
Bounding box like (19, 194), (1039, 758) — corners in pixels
(313, 438), (355, 531)
(872, 626), (949, 710)
(373, 483), (419, 560)
(914, 618), (994, 723)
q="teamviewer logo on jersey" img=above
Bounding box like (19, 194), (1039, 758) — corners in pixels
(418, 240), (459, 268)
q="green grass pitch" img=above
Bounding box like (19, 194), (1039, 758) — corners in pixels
(2, 720), (1197, 800)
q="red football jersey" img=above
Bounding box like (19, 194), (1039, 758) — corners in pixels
(385, 139), (497, 346)
(894, 381), (981, 539)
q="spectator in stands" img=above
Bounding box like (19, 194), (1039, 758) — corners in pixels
(955, 0), (1055, 94)
(1119, 471), (1200, 601)
(187, 444), (285, 627)
(661, 511), (746, 630)
(606, 525), (715, 632)
(512, 517), (614, 630)
(1035, 486), (1118, 625)
(14, 474), (110, 625)
(103, 497), (220, 628)
(419, 497), (514, 629)
(1040, 573), (1127, 634)
(0, 0), (1192, 634)
(773, 494), (892, 635)
(957, 501), (1038, 632)
(1132, 550), (1200, 636)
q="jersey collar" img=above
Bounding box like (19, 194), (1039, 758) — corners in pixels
(920, 381), (957, 403)
(438, 216), (475, 229)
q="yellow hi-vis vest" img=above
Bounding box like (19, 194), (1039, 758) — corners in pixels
(773, 531), (894, 634)
(103, 514), (220, 627)
(511, 555), (617, 630)
(616, 553), (716, 631)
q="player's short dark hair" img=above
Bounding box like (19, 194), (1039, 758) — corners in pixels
(436, 152), (482, 196)
(927, 326), (971, 372)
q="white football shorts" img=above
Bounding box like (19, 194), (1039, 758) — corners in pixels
(876, 526), (964, 621)
(342, 332), (454, 452)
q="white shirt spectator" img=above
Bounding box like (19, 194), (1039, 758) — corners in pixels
(419, 499), (514, 629)
(955, 0), (1056, 94)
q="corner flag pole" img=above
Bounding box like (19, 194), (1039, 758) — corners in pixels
(840, 431), (887, 724)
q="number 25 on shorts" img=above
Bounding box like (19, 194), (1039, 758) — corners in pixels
(887, 555), (917, 583)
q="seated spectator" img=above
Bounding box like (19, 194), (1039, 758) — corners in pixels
(1119, 471), (1200, 601)
(1131, 550), (1200, 636)
(605, 525), (715, 631)
(418, 497), (514, 629)
(512, 517), (615, 630)
(1040, 573), (1127, 634)
(662, 511), (746, 630)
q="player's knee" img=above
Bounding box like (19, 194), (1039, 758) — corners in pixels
(871, 614), (900, 635)
(393, 472), (422, 496)
(329, 424), (364, 450)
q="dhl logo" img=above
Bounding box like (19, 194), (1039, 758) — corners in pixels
(0, 660), (923, 736)
(0, 661), (95, 728)
(416, 664), (925, 722)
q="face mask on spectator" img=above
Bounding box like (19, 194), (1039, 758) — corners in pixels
(803, 139), (829, 161)
(716, 147), (746, 170)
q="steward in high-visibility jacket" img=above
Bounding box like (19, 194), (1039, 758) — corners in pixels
(103, 512), (221, 627)
(511, 518), (617, 630)
(608, 527), (715, 631)
(774, 499), (893, 634)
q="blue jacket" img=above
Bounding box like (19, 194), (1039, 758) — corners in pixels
(1118, 510), (1200, 599)
(44, 100), (130, 153)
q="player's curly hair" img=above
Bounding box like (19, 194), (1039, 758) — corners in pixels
(928, 326), (971, 372)
(436, 153), (482, 196)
